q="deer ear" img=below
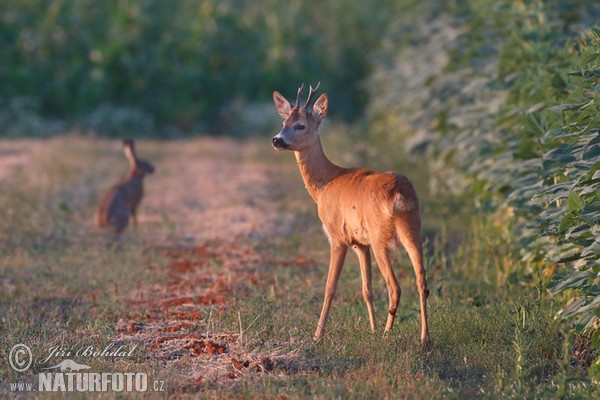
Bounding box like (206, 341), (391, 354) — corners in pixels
(313, 94), (328, 121)
(273, 91), (292, 119)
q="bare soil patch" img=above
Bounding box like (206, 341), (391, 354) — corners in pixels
(0, 140), (43, 182)
(112, 137), (315, 391)
(141, 137), (295, 242)
(116, 241), (315, 390)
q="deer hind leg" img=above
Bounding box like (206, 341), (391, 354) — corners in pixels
(371, 242), (401, 334)
(314, 240), (348, 341)
(353, 244), (376, 333)
(396, 215), (430, 345)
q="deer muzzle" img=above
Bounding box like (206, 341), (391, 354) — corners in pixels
(272, 136), (289, 150)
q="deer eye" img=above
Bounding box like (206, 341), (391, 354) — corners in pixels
(296, 124), (305, 130)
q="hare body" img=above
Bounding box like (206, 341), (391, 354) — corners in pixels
(95, 139), (154, 234)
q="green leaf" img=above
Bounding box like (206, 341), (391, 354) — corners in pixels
(542, 144), (578, 170)
(551, 73), (567, 89)
(558, 213), (580, 233)
(568, 191), (585, 213)
(580, 50), (600, 70)
(575, 311), (598, 332)
(588, 356), (600, 384)
(548, 103), (583, 113)
(589, 355), (600, 384)
(577, 294), (600, 316)
(592, 329), (600, 348)
(547, 270), (593, 295)
(557, 296), (586, 318)
(581, 238), (600, 258)
(583, 143), (600, 161)
(556, 296), (600, 326)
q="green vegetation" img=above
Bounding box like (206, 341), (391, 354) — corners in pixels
(1, 0), (599, 397)
(0, 0), (397, 135)
(366, 0), (600, 384)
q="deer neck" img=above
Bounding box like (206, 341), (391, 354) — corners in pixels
(294, 136), (344, 201)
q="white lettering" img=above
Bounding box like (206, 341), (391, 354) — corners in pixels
(10, 382), (33, 392)
(89, 373), (101, 391)
(42, 346), (72, 364)
(112, 373), (124, 392)
(65, 373), (75, 391)
(135, 373), (147, 392)
(76, 373), (88, 391)
(37, 372), (148, 392)
(39, 373), (53, 391)
(124, 373), (135, 391)
(102, 373), (111, 391)
(52, 374), (65, 392)
(127, 344), (138, 357)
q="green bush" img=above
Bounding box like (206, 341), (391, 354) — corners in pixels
(501, 27), (600, 382)
(367, 0), (600, 381)
(0, 0), (398, 136)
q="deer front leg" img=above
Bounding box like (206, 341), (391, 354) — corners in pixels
(314, 240), (348, 341)
(353, 244), (376, 333)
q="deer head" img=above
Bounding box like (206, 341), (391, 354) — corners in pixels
(272, 83), (328, 152)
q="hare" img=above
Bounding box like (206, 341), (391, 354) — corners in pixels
(95, 139), (155, 234)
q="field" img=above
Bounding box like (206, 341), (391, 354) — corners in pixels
(0, 135), (595, 399)
(1, 0), (600, 397)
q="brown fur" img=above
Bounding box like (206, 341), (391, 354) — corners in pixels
(272, 84), (430, 344)
(95, 139), (155, 234)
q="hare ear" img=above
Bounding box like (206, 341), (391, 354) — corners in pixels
(123, 140), (135, 161)
(312, 94), (328, 121)
(273, 91), (292, 119)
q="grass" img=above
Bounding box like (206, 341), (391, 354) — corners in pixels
(0, 134), (596, 399)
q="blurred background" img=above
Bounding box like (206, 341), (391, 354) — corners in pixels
(2, 0), (600, 390)
(1, 0), (399, 138)
(2, 0), (594, 139)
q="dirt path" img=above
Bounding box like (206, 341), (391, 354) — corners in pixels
(0, 136), (296, 242)
(141, 137), (295, 243)
(1, 136), (310, 392)
(113, 137), (312, 391)
(0, 140), (44, 182)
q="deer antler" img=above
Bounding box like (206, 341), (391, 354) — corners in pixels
(303, 82), (321, 110)
(295, 84), (305, 109)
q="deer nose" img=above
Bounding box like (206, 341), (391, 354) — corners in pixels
(272, 136), (288, 149)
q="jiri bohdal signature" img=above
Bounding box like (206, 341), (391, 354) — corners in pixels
(42, 343), (138, 364)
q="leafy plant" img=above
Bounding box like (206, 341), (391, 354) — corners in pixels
(0, 0), (399, 135)
(366, 0), (600, 381)
(502, 27), (600, 380)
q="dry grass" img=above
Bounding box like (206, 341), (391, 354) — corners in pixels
(0, 134), (594, 399)
(0, 134), (318, 397)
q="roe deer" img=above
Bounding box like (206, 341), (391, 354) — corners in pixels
(95, 139), (155, 234)
(272, 83), (430, 344)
